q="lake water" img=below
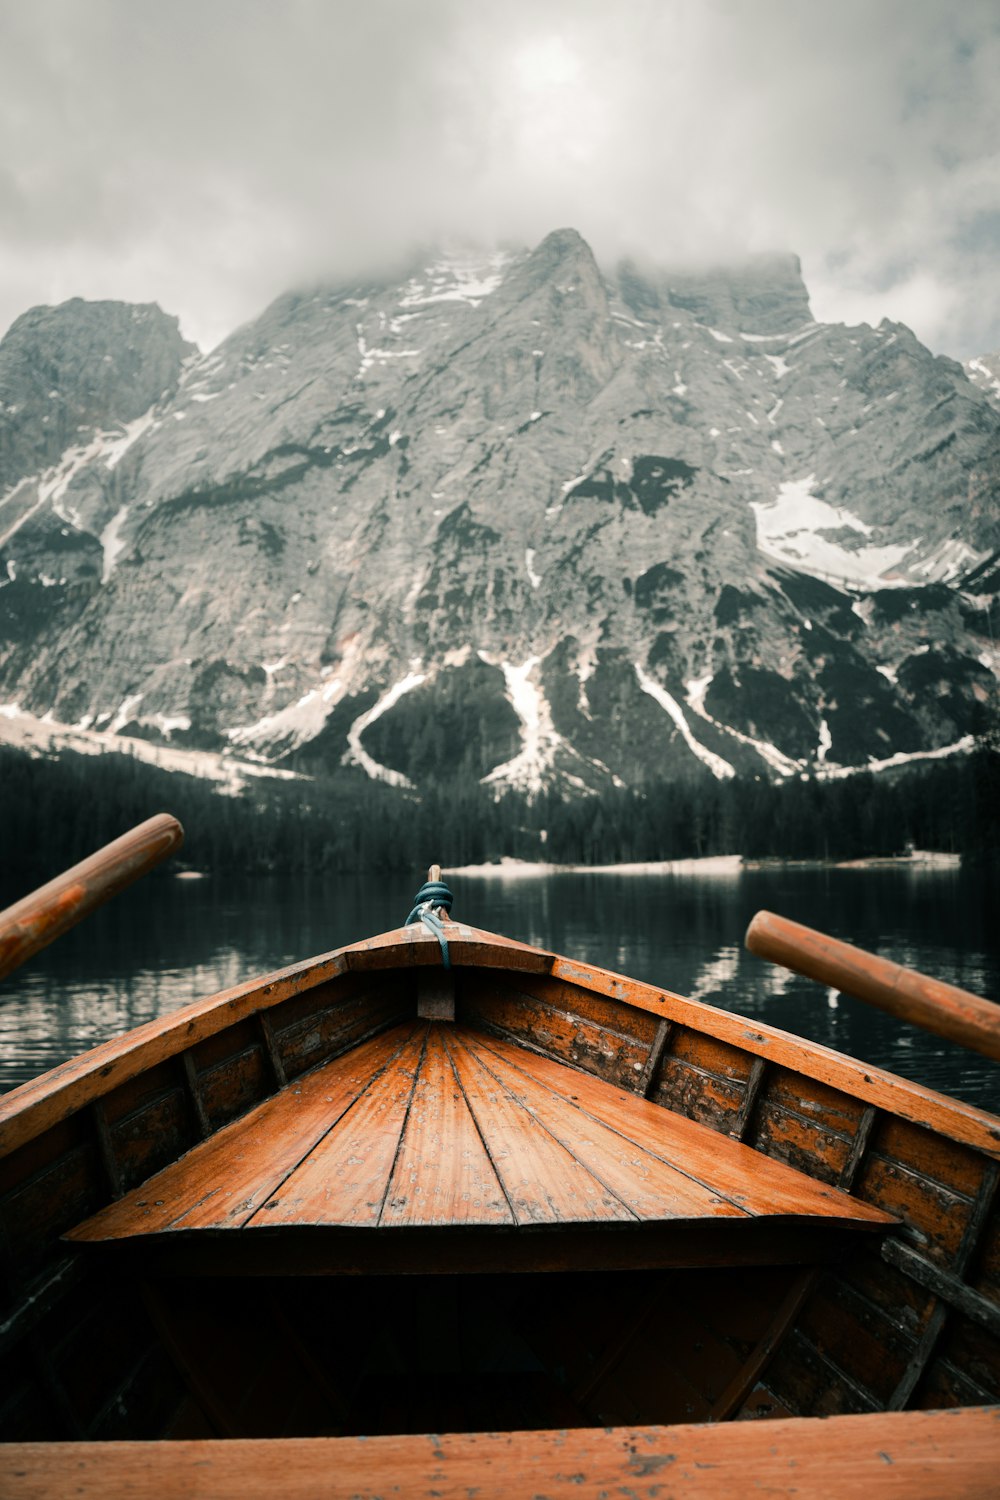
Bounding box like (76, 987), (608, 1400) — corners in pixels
(1, 864), (997, 1111)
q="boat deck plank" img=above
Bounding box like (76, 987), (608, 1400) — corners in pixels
(379, 1026), (514, 1227)
(475, 1031), (892, 1225)
(2, 1408), (996, 1498)
(457, 1031), (747, 1221)
(248, 1028), (427, 1228)
(66, 1026), (419, 1239)
(67, 1020), (896, 1246)
(444, 1027), (634, 1225)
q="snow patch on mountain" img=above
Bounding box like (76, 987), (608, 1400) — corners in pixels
(101, 407), (157, 470)
(816, 736), (974, 780)
(356, 331), (420, 376)
(0, 704), (300, 793)
(399, 251), (510, 310)
(0, 411), (158, 549)
(966, 354), (1000, 406)
(229, 673), (347, 756)
(100, 506), (130, 582)
(482, 656), (562, 793)
(817, 717), (833, 765)
(908, 536), (988, 583)
(751, 476), (912, 588)
(635, 665), (736, 780)
(684, 673), (803, 776)
(108, 693), (143, 733)
(345, 671), (426, 788)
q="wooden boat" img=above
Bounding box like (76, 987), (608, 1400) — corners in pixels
(0, 818), (998, 1496)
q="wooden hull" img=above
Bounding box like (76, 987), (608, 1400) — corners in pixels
(1, 919), (998, 1452)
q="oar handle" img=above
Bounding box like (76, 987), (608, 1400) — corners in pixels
(0, 814), (184, 983)
(745, 910), (1000, 1062)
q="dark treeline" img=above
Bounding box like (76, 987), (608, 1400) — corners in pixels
(0, 742), (997, 889)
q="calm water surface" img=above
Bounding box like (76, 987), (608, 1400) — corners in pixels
(1, 865), (997, 1110)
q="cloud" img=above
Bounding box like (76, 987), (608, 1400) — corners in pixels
(0, 0), (997, 357)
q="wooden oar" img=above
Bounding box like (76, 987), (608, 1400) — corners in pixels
(745, 909), (1000, 1062)
(0, 814), (184, 984)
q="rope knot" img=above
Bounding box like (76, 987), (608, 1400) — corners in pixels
(406, 880), (453, 920)
(405, 875), (454, 969)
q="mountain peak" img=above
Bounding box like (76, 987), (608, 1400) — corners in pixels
(614, 251), (811, 336)
(0, 237), (996, 796)
(0, 297), (196, 494)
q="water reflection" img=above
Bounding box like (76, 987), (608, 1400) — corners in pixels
(1, 864), (997, 1111)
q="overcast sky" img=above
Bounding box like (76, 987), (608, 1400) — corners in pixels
(1, 0), (997, 358)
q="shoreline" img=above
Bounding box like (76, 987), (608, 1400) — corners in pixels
(446, 851), (962, 877)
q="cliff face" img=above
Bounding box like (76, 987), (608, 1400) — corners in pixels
(0, 298), (196, 494)
(1, 231), (997, 792)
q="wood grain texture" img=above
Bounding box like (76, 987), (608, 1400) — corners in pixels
(68, 1023), (895, 1246)
(378, 1026), (513, 1228)
(472, 1031), (894, 1229)
(67, 1027), (418, 1240)
(747, 909), (1000, 1062)
(251, 1029), (427, 1228)
(0, 814), (183, 983)
(458, 1032), (747, 1222)
(2, 1407), (997, 1498)
(444, 1031), (635, 1226)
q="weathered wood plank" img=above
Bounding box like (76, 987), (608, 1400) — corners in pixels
(459, 980), (652, 1090)
(417, 971), (455, 1021)
(249, 1029), (426, 1228)
(729, 1057), (767, 1142)
(459, 1032), (748, 1222)
(2, 1408), (998, 1498)
(179, 1053), (210, 1140)
(444, 1031), (634, 1226)
(763, 1323), (882, 1416)
(750, 1093), (854, 1184)
(651, 1057), (744, 1133)
(472, 1031), (895, 1229)
(89, 1101), (123, 1200)
(883, 1239), (1000, 1339)
(637, 1018), (673, 1097)
(256, 1013), (287, 1089)
(67, 1026), (418, 1241)
(539, 951), (1000, 1158)
(380, 1026), (514, 1228)
(888, 1162), (999, 1410)
(839, 1104), (877, 1190)
(480, 971), (663, 1046)
(796, 1273), (913, 1406)
(711, 1268), (817, 1419)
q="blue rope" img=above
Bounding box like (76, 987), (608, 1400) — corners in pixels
(405, 881), (454, 924)
(405, 878), (454, 969)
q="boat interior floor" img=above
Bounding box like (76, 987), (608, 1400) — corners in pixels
(67, 1021), (895, 1275)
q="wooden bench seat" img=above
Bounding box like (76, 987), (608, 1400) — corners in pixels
(2, 1407), (996, 1498)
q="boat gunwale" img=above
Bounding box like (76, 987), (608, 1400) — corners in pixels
(0, 921), (997, 1162)
(1, 1403), (998, 1496)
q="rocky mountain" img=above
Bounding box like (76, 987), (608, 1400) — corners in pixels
(967, 353), (1000, 411)
(1, 230), (997, 794)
